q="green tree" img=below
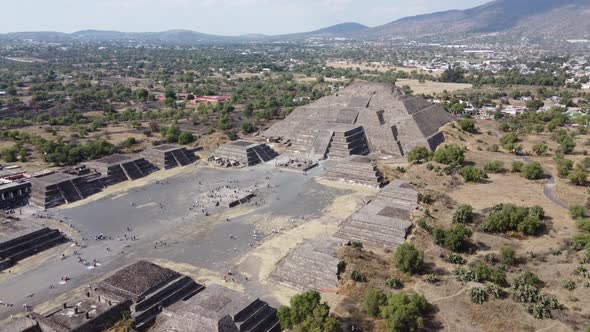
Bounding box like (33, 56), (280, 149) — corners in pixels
(459, 118), (477, 133)
(380, 292), (429, 332)
(394, 243), (424, 275)
(522, 162), (545, 180)
(460, 166), (486, 182)
(570, 204), (587, 219)
(433, 144), (465, 165)
(407, 146), (431, 164)
(532, 143), (548, 156)
(364, 289), (387, 317)
(453, 204), (474, 224)
(568, 169), (588, 186)
(500, 247), (516, 265)
(178, 131), (195, 145)
(277, 290), (341, 332)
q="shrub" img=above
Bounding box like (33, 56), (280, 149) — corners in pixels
(459, 118), (477, 133)
(513, 271), (541, 288)
(570, 204), (587, 219)
(483, 204), (544, 235)
(522, 162), (545, 180)
(511, 160), (524, 173)
(351, 271), (367, 283)
(385, 277), (403, 289)
(442, 224), (472, 252)
(433, 144), (465, 165)
(453, 204), (474, 224)
(394, 243), (424, 275)
(447, 252), (466, 265)
(500, 132), (519, 149)
(460, 166), (486, 182)
(569, 169), (588, 186)
(555, 156), (574, 178)
(425, 273), (440, 284)
(576, 219), (590, 233)
(380, 292), (428, 332)
(350, 241), (364, 249)
(500, 247), (516, 265)
(364, 289), (386, 317)
(486, 284), (507, 299)
(470, 287), (488, 304)
(484, 160), (506, 173)
(562, 279), (576, 291)
(278, 290), (341, 332)
(532, 143), (549, 156)
(407, 146), (431, 163)
(240, 121), (255, 133)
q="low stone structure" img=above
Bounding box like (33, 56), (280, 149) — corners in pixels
(335, 180), (418, 248)
(29, 172), (101, 209)
(93, 260), (204, 329)
(1, 316), (42, 332)
(141, 144), (198, 170)
(321, 156), (386, 188)
(264, 82), (453, 159)
(154, 284), (281, 332)
(0, 216), (67, 271)
(0, 181), (30, 210)
(270, 236), (344, 291)
(210, 140), (278, 167)
(29, 297), (129, 332)
(196, 186), (256, 209)
(85, 154), (157, 186)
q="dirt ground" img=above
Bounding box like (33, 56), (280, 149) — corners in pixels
(396, 79), (473, 95)
(357, 120), (590, 331)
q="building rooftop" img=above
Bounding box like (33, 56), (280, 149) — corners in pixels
(149, 144), (184, 152)
(0, 217), (44, 243)
(29, 172), (78, 186)
(98, 260), (180, 299)
(40, 298), (111, 331)
(89, 153), (139, 165)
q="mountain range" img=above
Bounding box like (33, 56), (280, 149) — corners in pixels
(1, 0), (589, 43)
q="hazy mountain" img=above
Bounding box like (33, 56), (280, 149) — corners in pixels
(359, 0), (590, 40)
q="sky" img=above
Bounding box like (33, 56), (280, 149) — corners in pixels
(0, 0), (490, 35)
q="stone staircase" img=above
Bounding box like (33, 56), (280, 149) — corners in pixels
(56, 180), (82, 203)
(133, 275), (204, 329)
(0, 227), (67, 270)
(170, 150), (191, 166)
(252, 145), (279, 163)
(322, 157), (385, 188)
(121, 162), (144, 180)
(309, 130), (334, 160)
(234, 299), (280, 332)
(326, 127), (370, 159)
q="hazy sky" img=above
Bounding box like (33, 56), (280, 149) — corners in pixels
(1, 0), (490, 35)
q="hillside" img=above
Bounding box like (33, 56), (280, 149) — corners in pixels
(360, 0), (590, 41)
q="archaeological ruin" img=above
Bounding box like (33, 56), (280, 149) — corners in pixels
(264, 82), (453, 160)
(335, 180), (418, 248)
(85, 154), (157, 186)
(270, 236), (344, 292)
(154, 283), (281, 332)
(321, 156), (386, 188)
(0, 215), (67, 271)
(141, 144), (198, 170)
(93, 260), (204, 329)
(210, 140), (278, 167)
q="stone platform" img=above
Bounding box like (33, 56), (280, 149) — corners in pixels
(210, 140), (278, 167)
(141, 144), (198, 170)
(93, 260), (204, 329)
(85, 154), (157, 186)
(0, 216), (67, 271)
(335, 180), (418, 248)
(154, 284), (281, 332)
(269, 236), (344, 292)
(321, 155), (386, 188)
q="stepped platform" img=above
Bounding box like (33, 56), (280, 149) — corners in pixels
(30, 296), (129, 332)
(321, 156), (386, 188)
(285, 124), (370, 161)
(141, 144), (198, 170)
(269, 237), (344, 292)
(0, 216), (67, 271)
(264, 82), (453, 158)
(85, 154), (157, 186)
(335, 181), (418, 248)
(154, 284), (281, 332)
(210, 140), (278, 167)
(29, 169), (103, 210)
(94, 260), (204, 330)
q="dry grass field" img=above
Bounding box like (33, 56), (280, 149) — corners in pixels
(340, 120), (590, 331)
